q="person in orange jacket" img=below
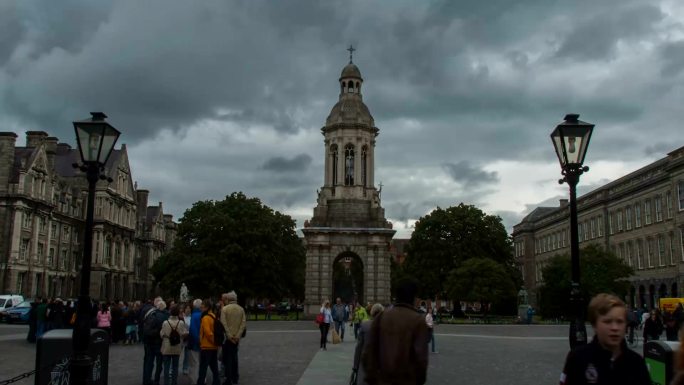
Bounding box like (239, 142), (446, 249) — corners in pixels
(196, 299), (221, 385)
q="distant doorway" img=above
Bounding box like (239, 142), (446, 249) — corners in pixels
(332, 252), (364, 305)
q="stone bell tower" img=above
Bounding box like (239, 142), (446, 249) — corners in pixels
(303, 48), (395, 315)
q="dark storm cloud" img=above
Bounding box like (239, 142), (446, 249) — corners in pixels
(441, 161), (499, 187)
(261, 154), (312, 172)
(554, 4), (664, 61)
(644, 143), (672, 157)
(660, 41), (684, 77)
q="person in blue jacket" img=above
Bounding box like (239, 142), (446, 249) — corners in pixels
(186, 299), (203, 381)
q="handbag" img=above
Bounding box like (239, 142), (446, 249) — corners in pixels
(349, 369), (358, 385)
(332, 328), (341, 344)
(315, 313), (324, 324)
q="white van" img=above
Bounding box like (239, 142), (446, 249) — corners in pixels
(0, 295), (24, 312)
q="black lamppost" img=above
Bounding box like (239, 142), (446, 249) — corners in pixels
(70, 112), (120, 385)
(550, 113), (594, 350)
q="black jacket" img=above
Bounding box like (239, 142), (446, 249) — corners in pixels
(561, 337), (650, 385)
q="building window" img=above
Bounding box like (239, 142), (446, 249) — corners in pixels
(647, 238), (654, 268)
(667, 191), (674, 219)
(658, 236), (665, 266)
(104, 238), (111, 265)
(625, 207), (632, 231)
(39, 217), (47, 233)
(627, 242), (633, 267)
(637, 240), (644, 269)
(16, 272), (26, 294)
(617, 210), (623, 232)
(37, 243), (44, 261)
(344, 144), (355, 186)
(670, 233), (676, 265)
(645, 200), (652, 225)
(63, 226), (70, 241)
(20, 239), (29, 260)
(61, 249), (67, 270)
(609, 213), (614, 235)
(562, 230), (567, 247)
(655, 196), (663, 222)
(679, 181), (684, 210)
(48, 248), (54, 266)
(361, 146), (368, 187)
(635, 204), (642, 228)
(330, 145), (338, 186)
(591, 219), (596, 239)
(22, 212), (31, 228)
(597, 216), (603, 237)
(584, 222), (589, 241)
(51, 223), (57, 238)
(579, 225), (584, 242)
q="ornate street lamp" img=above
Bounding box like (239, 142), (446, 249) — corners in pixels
(70, 112), (120, 385)
(550, 113), (594, 350)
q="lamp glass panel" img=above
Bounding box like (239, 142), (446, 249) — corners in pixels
(98, 125), (120, 165)
(551, 130), (566, 166)
(76, 126), (103, 163)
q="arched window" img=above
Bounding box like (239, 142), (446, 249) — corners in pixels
(345, 144), (355, 185)
(361, 146), (368, 187)
(348, 81), (354, 93)
(330, 145), (338, 185)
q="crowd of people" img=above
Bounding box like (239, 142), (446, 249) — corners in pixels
(23, 292), (246, 385)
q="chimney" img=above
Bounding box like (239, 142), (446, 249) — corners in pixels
(163, 214), (173, 222)
(559, 199), (569, 208)
(45, 136), (58, 170)
(136, 189), (149, 217)
(0, 132), (18, 193)
(26, 131), (48, 148)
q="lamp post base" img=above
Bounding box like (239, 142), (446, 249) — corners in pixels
(69, 354), (93, 385)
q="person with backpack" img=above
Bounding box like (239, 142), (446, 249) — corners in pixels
(143, 298), (168, 385)
(197, 299), (222, 385)
(160, 305), (189, 385)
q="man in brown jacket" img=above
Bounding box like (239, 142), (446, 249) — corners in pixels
(220, 291), (246, 385)
(362, 277), (429, 385)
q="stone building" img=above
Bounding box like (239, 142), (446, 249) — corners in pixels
(0, 131), (176, 300)
(302, 56), (395, 315)
(512, 145), (684, 309)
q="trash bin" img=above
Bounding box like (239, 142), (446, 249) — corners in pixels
(35, 328), (110, 385)
(644, 340), (680, 385)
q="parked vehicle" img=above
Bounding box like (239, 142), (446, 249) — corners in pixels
(5, 301), (31, 324)
(0, 295), (24, 322)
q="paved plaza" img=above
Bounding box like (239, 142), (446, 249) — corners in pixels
(0, 321), (578, 385)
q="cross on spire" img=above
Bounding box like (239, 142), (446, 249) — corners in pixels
(347, 45), (356, 64)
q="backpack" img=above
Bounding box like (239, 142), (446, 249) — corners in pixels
(143, 309), (161, 339)
(204, 313), (225, 346)
(168, 320), (182, 346)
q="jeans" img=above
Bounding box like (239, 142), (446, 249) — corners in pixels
(319, 323), (330, 349)
(163, 355), (180, 385)
(334, 320), (345, 340)
(197, 349), (220, 385)
(182, 346), (190, 373)
(223, 340), (240, 384)
(428, 328), (436, 352)
(354, 323), (360, 339)
(143, 343), (163, 385)
(36, 321), (46, 339)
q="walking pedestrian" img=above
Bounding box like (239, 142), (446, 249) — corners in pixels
(332, 298), (349, 341)
(27, 300), (38, 343)
(220, 291), (246, 385)
(160, 305), (188, 385)
(125, 306), (139, 344)
(36, 298), (48, 338)
(362, 277), (429, 385)
(643, 310), (664, 344)
(197, 299), (221, 385)
(559, 293), (650, 385)
(319, 300), (332, 350)
(352, 303), (383, 385)
(425, 306), (437, 353)
(352, 302), (369, 340)
(181, 304), (192, 375)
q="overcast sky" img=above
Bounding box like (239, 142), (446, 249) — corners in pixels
(2, 0), (683, 238)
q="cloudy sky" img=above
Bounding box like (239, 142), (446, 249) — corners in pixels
(2, 0), (683, 238)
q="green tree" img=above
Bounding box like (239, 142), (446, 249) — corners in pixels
(538, 244), (634, 318)
(151, 192), (305, 301)
(402, 203), (518, 300)
(445, 258), (517, 316)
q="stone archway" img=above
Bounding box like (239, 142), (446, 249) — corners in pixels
(332, 252), (364, 305)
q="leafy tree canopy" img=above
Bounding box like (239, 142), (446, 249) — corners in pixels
(445, 257), (517, 315)
(538, 244), (634, 318)
(402, 203), (518, 299)
(151, 192), (305, 301)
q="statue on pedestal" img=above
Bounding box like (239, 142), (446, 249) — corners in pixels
(180, 283), (189, 303)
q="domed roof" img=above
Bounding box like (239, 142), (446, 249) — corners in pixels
(325, 96), (374, 126)
(340, 63), (362, 80)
